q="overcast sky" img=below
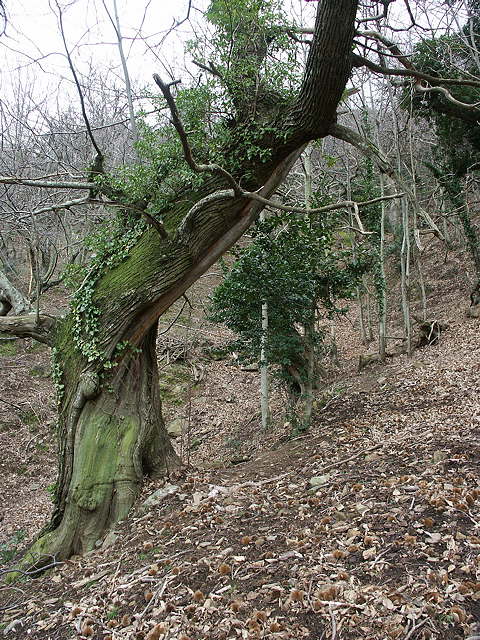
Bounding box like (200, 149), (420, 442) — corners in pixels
(0, 0), (203, 105)
(0, 1), (468, 128)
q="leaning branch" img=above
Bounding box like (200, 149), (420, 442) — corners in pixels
(0, 176), (95, 190)
(356, 30), (416, 71)
(0, 313), (58, 346)
(153, 74), (242, 195)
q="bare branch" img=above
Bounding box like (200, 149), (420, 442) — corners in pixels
(178, 190), (237, 234)
(352, 53), (480, 89)
(356, 0), (395, 24)
(356, 30), (415, 69)
(179, 186), (404, 234)
(330, 123), (445, 240)
(341, 225), (375, 235)
(141, 211), (169, 239)
(192, 59), (224, 80)
(248, 191), (405, 216)
(0, 313), (58, 346)
(0, 397), (24, 412)
(0, 176), (95, 190)
(101, 0), (138, 144)
(56, 1), (104, 166)
(414, 82), (480, 110)
(0, 557), (64, 578)
(31, 196), (91, 217)
(152, 74), (242, 195)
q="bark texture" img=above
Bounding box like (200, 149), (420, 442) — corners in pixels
(0, 269), (31, 316)
(23, 324), (175, 565)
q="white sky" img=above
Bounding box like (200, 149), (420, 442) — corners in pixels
(0, 1), (469, 129)
(0, 0), (203, 109)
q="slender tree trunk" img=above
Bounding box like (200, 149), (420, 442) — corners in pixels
(357, 284), (368, 345)
(440, 196), (451, 247)
(387, 86), (411, 355)
(347, 160), (368, 346)
(259, 212), (270, 431)
(408, 115), (427, 321)
(363, 275), (374, 342)
(260, 300), (270, 431)
(462, 176), (480, 278)
(329, 321), (339, 367)
(302, 145), (315, 429)
(111, 0), (138, 146)
(400, 199), (412, 355)
(301, 322), (315, 430)
(378, 175), (387, 362)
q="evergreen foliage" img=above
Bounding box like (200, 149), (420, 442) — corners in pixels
(210, 207), (370, 389)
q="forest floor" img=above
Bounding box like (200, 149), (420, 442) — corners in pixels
(0, 243), (479, 639)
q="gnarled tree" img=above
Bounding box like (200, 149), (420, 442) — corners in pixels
(0, 0), (359, 566)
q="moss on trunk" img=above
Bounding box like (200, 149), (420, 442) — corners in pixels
(21, 323), (178, 569)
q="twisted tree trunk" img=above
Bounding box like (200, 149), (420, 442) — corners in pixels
(1, 0), (359, 567)
(14, 150), (304, 568)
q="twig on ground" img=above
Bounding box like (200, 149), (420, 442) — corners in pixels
(322, 443), (383, 472)
(138, 575), (175, 620)
(0, 558), (63, 578)
(403, 618), (428, 640)
(0, 397), (24, 411)
(329, 603), (337, 640)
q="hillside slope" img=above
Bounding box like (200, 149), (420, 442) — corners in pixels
(0, 249), (479, 639)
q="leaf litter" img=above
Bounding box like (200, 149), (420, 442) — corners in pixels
(0, 259), (479, 639)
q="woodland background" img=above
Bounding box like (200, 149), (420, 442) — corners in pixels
(0, 1), (479, 638)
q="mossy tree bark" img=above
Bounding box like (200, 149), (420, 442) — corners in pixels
(0, 0), (359, 565)
(27, 323), (174, 563)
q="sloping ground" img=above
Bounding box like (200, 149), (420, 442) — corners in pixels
(0, 339), (56, 548)
(0, 292), (479, 639)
